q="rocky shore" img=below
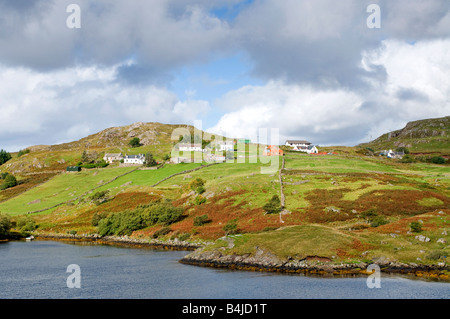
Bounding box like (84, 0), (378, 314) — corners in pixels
(180, 246), (450, 281)
(32, 232), (202, 251)
(24, 232), (450, 281)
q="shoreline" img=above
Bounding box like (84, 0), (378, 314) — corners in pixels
(27, 232), (202, 251)
(179, 247), (450, 282)
(9, 232), (450, 282)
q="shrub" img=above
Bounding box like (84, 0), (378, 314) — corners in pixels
(431, 156), (446, 164)
(400, 154), (415, 163)
(144, 153), (157, 167)
(223, 219), (238, 235)
(97, 202), (184, 236)
(177, 233), (190, 241)
(152, 227), (171, 239)
(91, 211), (109, 226)
(196, 186), (206, 194)
(369, 216), (389, 227)
(0, 174), (17, 190)
(0, 213), (11, 237)
(410, 221), (422, 233)
(129, 137), (142, 148)
(193, 195), (206, 205)
(188, 178), (205, 192)
(89, 190), (110, 205)
(17, 149), (30, 157)
(16, 215), (37, 232)
(262, 195), (282, 214)
(193, 214), (210, 226)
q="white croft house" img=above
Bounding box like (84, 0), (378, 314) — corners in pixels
(103, 153), (123, 163)
(286, 140), (319, 154)
(285, 140), (311, 148)
(178, 143), (205, 152)
(123, 154), (145, 165)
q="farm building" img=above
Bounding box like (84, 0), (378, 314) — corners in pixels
(263, 145), (284, 156)
(123, 154), (145, 165)
(285, 140), (311, 147)
(103, 153), (123, 163)
(66, 166), (81, 172)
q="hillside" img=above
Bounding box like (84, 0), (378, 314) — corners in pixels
(1, 120), (449, 280)
(359, 116), (450, 156)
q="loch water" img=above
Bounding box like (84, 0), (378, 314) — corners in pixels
(0, 240), (448, 299)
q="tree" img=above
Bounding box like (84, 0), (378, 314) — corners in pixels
(0, 149), (12, 165)
(262, 195), (282, 214)
(0, 213), (11, 238)
(144, 153), (157, 167)
(129, 137), (142, 148)
(1, 173), (17, 190)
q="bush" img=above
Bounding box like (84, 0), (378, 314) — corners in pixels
(152, 226), (171, 239)
(0, 173), (17, 190)
(188, 178), (205, 192)
(144, 153), (157, 167)
(369, 216), (389, 227)
(193, 195), (207, 205)
(0, 213), (11, 238)
(196, 186), (206, 194)
(410, 221), (422, 233)
(17, 149), (30, 157)
(193, 214), (210, 226)
(262, 195), (282, 214)
(400, 154), (415, 163)
(96, 202), (184, 236)
(91, 211), (109, 226)
(223, 219), (238, 235)
(431, 156), (446, 164)
(16, 215), (37, 232)
(129, 137), (142, 148)
(89, 190), (110, 205)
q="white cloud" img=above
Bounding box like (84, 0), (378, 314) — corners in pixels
(0, 62), (210, 151)
(209, 39), (450, 146)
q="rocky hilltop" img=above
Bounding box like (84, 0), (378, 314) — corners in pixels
(359, 116), (450, 155)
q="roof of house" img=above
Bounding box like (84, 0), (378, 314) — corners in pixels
(286, 140), (311, 144)
(125, 154), (144, 159)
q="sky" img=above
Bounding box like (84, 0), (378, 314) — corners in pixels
(0, 0), (449, 151)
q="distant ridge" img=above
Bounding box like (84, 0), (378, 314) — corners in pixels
(359, 116), (450, 156)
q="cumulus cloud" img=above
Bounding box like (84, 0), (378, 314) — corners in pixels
(0, 62), (210, 151)
(208, 39), (450, 146)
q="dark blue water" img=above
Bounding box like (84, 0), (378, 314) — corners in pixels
(0, 240), (448, 299)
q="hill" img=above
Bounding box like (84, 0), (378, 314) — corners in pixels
(358, 116), (450, 156)
(1, 120), (449, 280)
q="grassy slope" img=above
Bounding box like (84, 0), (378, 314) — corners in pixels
(2, 149), (449, 268)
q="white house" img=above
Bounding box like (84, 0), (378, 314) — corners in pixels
(123, 154), (145, 165)
(103, 153), (123, 164)
(178, 143), (205, 152)
(386, 149), (404, 159)
(292, 144), (319, 154)
(285, 140), (312, 148)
